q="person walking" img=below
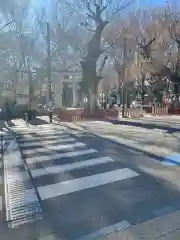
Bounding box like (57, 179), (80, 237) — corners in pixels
(5, 102), (11, 124)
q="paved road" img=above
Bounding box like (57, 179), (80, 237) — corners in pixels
(0, 133), (3, 224)
(2, 119), (180, 239)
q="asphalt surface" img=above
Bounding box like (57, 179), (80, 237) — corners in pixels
(0, 118), (179, 239)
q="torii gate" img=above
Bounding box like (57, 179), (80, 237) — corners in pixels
(46, 70), (81, 108)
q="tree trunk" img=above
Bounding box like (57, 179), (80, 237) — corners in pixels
(141, 73), (145, 104)
(175, 44), (180, 101)
(80, 6), (109, 112)
(88, 82), (98, 112)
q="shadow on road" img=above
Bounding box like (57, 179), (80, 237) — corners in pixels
(108, 119), (180, 133)
(28, 118), (49, 126)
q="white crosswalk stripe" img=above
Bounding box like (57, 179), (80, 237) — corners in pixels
(18, 134), (70, 142)
(25, 148), (98, 164)
(38, 168), (139, 200)
(19, 138), (76, 147)
(22, 142), (86, 155)
(31, 156), (114, 178)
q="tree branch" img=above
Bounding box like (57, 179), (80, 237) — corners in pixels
(0, 20), (15, 32)
(86, 2), (96, 18)
(102, 28), (128, 54)
(98, 55), (108, 76)
(113, 0), (134, 14)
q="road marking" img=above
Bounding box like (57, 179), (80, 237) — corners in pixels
(16, 130), (66, 136)
(23, 142), (86, 154)
(0, 196), (2, 211)
(26, 149), (97, 164)
(18, 135), (70, 142)
(162, 154), (180, 166)
(32, 130), (66, 135)
(77, 220), (131, 240)
(19, 138), (76, 147)
(162, 161), (177, 166)
(31, 156), (114, 178)
(38, 168), (139, 200)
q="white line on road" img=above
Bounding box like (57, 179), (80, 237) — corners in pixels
(26, 149), (97, 164)
(31, 156), (114, 178)
(18, 134), (70, 142)
(32, 130), (66, 135)
(38, 168), (140, 200)
(16, 130), (66, 135)
(23, 142), (86, 155)
(19, 138), (76, 147)
(77, 220), (131, 240)
(39, 220), (131, 240)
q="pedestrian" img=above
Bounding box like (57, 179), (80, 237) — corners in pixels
(103, 101), (107, 109)
(50, 111), (52, 123)
(6, 103), (11, 124)
(25, 112), (28, 123)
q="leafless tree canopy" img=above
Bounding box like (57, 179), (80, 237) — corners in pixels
(1, 0), (180, 106)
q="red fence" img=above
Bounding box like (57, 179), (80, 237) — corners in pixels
(55, 105), (180, 122)
(56, 108), (118, 122)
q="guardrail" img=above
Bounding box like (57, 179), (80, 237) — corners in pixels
(124, 107), (144, 118)
(117, 107), (144, 118)
(152, 105), (168, 116)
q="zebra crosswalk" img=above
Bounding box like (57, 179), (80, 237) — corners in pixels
(7, 123), (142, 235)
(15, 125), (139, 196)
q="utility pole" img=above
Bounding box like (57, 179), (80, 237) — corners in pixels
(122, 36), (127, 118)
(27, 58), (32, 118)
(13, 67), (17, 104)
(46, 22), (52, 123)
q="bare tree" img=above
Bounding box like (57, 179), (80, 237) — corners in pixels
(72, 0), (134, 110)
(0, 0), (40, 107)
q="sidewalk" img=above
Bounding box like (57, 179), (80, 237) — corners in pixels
(94, 209), (180, 240)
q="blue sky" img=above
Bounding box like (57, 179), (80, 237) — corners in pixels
(31, 0), (49, 9)
(137, 0), (169, 7)
(31, 0), (168, 8)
